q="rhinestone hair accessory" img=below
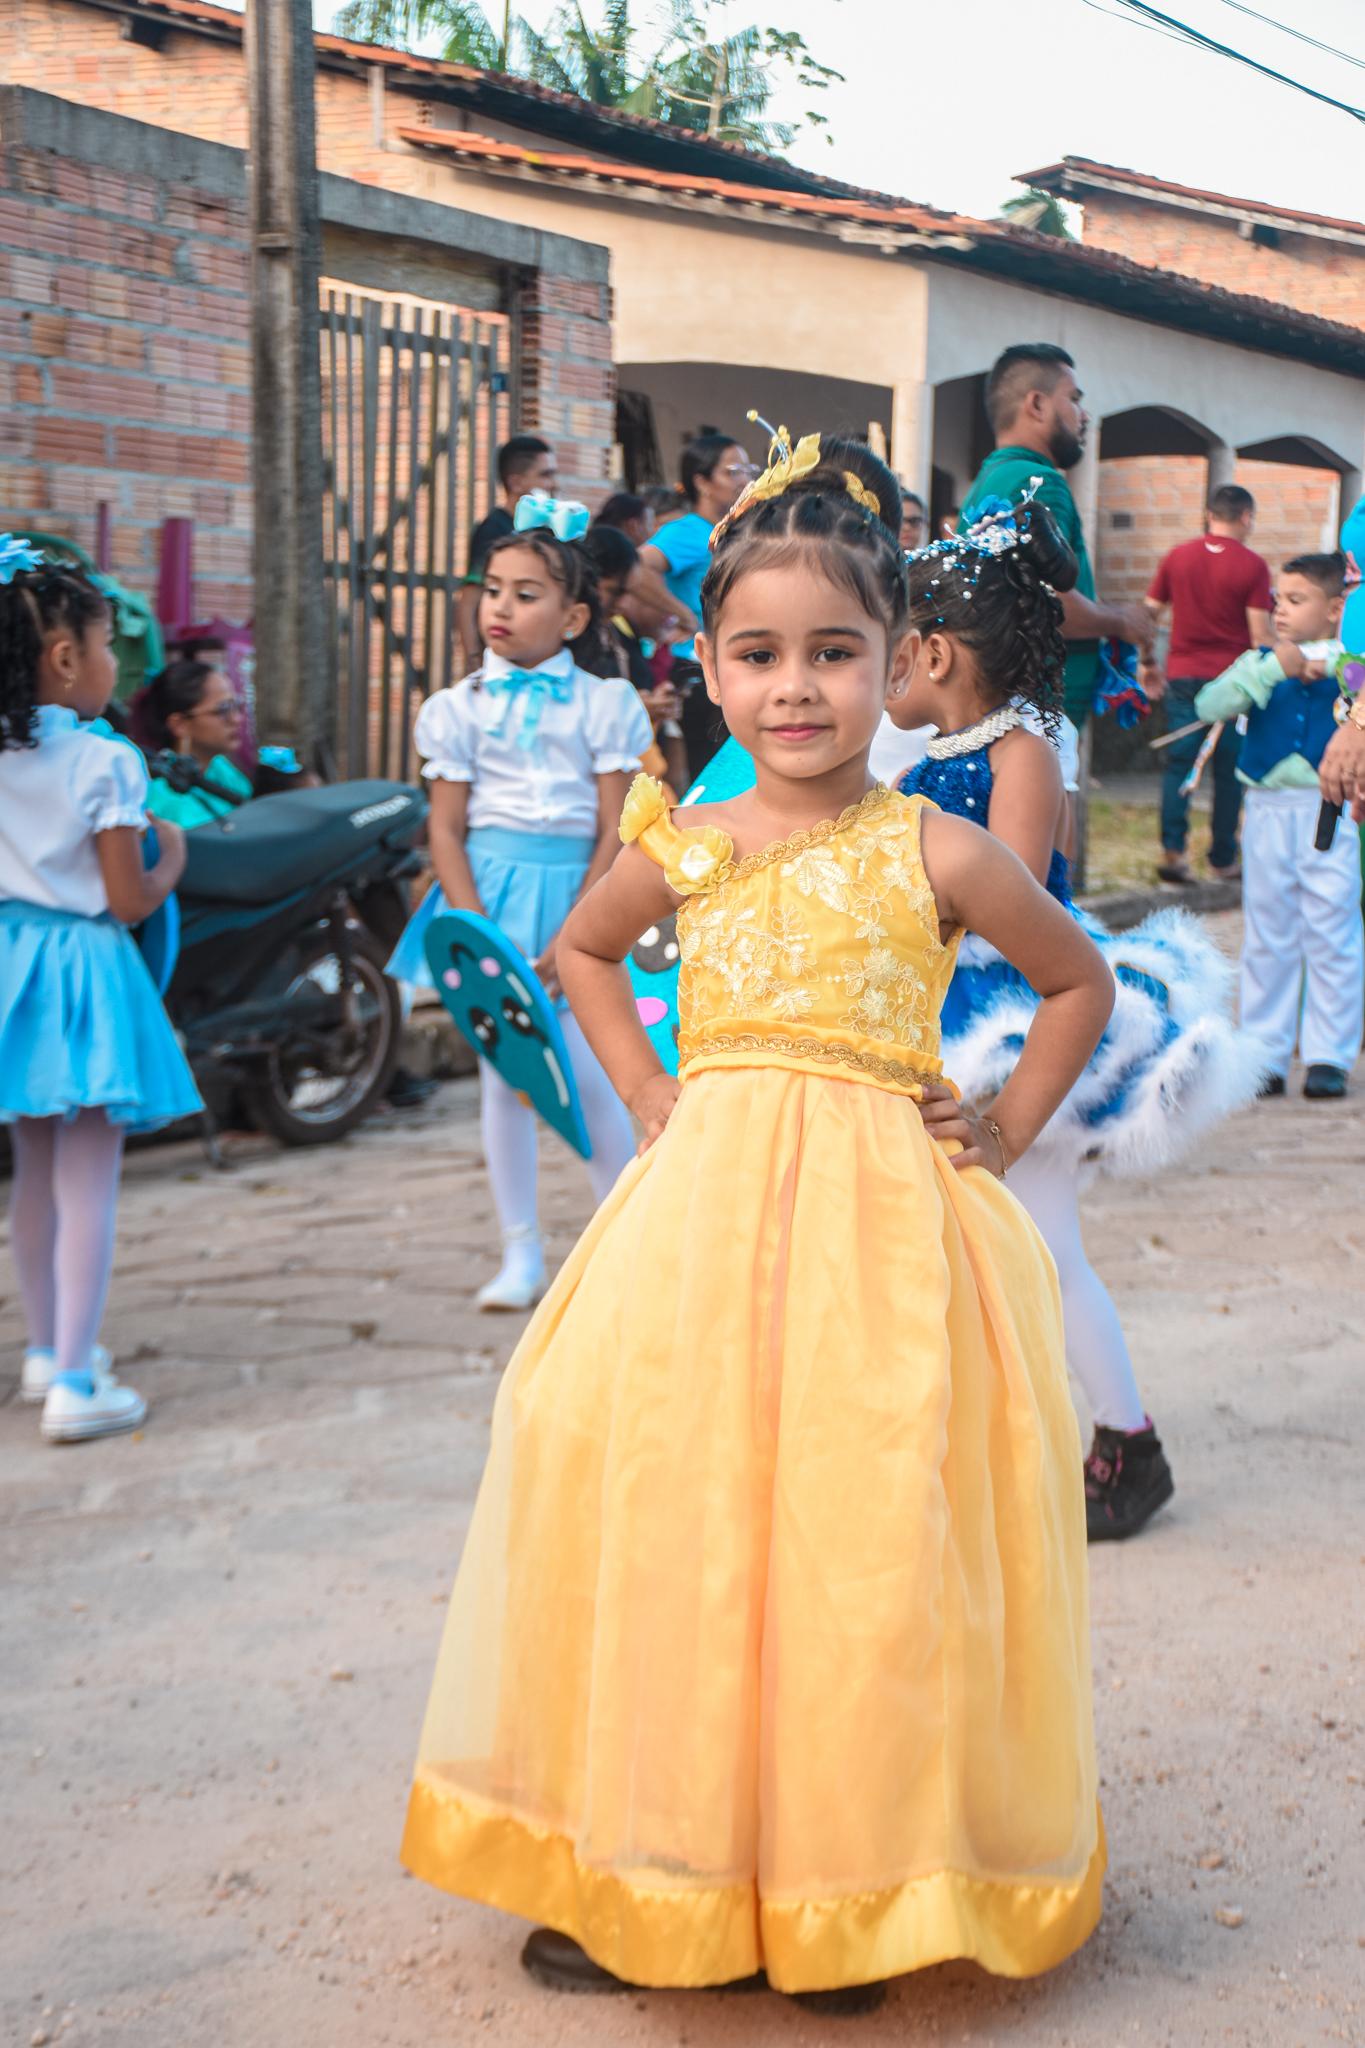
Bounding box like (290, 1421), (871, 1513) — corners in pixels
(909, 478), (1045, 622)
(709, 411), (881, 546)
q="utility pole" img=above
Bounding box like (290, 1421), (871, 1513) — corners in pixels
(245, 0), (330, 760)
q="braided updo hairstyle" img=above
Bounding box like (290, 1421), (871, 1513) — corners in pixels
(904, 503), (1078, 734)
(0, 557), (111, 753)
(700, 437), (909, 643)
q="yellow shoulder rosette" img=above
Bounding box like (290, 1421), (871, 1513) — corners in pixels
(619, 773), (669, 846)
(663, 824), (733, 897)
(619, 773), (733, 896)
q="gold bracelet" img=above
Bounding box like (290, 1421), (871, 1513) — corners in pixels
(981, 1116), (1010, 1179)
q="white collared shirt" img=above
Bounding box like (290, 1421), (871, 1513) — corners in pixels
(0, 704), (149, 915)
(414, 648), (653, 837)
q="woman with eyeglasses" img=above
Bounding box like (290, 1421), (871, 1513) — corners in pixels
(637, 431), (757, 777)
(898, 488), (927, 554)
(129, 659), (299, 829)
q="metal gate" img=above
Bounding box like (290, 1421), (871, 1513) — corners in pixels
(320, 284), (511, 778)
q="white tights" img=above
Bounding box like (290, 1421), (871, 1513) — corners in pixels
(1006, 1148), (1148, 1434)
(481, 1012), (636, 1238)
(9, 1111), (125, 1383)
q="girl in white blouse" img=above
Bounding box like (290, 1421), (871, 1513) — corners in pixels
(388, 523), (652, 1309)
(0, 542), (200, 1442)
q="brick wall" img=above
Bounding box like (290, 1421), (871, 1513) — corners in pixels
(1096, 454), (1341, 609)
(6, 0), (618, 502)
(516, 269), (616, 491)
(0, 124), (253, 617)
(1080, 193), (1365, 331)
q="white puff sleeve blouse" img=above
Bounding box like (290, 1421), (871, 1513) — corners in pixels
(413, 651), (653, 838)
(0, 706), (149, 916)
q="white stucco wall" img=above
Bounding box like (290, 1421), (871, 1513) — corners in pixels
(922, 263), (1365, 472)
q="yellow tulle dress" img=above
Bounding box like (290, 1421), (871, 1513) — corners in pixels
(401, 777), (1104, 1993)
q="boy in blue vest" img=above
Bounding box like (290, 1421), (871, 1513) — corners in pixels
(1196, 551), (1358, 1100)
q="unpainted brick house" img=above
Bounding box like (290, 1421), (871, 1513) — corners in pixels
(3, 0), (1363, 727)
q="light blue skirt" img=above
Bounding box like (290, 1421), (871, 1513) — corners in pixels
(386, 828), (596, 991)
(0, 900), (203, 1132)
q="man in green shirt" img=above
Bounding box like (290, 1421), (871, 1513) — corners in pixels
(961, 344), (1158, 729)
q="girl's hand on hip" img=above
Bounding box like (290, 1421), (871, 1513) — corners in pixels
(533, 937), (562, 1002)
(629, 1073), (680, 1154)
(915, 1083), (1006, 1176)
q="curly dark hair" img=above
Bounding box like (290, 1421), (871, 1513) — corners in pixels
(701, 437), (908, 641)
(904, 503), (1077, 733)
(0, 556), (111, 753)
(478, 527), (605, 673)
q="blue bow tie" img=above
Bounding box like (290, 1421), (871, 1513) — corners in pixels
(483, 666), (575, 749)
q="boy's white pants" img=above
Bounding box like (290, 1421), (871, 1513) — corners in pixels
(1240, 786), (1364, 1074)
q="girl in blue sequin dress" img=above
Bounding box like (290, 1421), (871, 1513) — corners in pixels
(896, 500), (1265, 1541)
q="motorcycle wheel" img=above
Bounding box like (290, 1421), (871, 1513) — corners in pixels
(243, 926), (401, 1147)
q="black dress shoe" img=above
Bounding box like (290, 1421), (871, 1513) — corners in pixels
(519, 1930), (768, 1998)
(1257, 1073), (1287, 1099)
(1085, 1422), (1174, 1542)
(1303, 1064), (1348, 1100)
(792, 1981), (889, 2016)
(520, 1929), (634, 1994)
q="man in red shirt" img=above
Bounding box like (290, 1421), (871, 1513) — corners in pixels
(1147, 484), (1273, 883)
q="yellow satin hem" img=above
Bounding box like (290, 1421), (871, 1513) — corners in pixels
(401, 1771), (1106, 1992)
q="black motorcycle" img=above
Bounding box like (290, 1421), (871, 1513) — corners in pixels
(151, 754), (428, 1146)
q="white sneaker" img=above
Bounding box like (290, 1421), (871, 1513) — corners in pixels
(21, 1343), (112, 1403)
(476, 1232), (546, 1313)
(42, 1354), (146, 1444)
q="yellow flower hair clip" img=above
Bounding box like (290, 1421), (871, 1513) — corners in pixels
(842, 471), (882, 521)
(709, 413), (883, 544)
(710, 412), (822, 546)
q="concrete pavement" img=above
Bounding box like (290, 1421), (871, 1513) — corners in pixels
(4, 924), (1364, 2048)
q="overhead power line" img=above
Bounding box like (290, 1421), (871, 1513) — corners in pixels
(1213, 0), (1365, 74)
(1110, 0), (1365, 122)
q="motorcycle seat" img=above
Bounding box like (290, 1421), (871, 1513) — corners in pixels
(179, 781), (426, 905)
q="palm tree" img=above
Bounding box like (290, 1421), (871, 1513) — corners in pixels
(999, 187), (1075, 239)
(334, 0), (512, 69)
(330, 0), (841, 152)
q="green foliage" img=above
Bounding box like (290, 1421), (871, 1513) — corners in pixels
(332, 0), (842, 153)
(999, 187), (1076, 239)
(335, 0), (507, 66)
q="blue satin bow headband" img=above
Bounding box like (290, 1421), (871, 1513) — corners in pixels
(513, 491), (591, 543)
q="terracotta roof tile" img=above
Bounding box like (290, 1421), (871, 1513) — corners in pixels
(1019, 156), (1365, 239)
(402, 127), (1365, 378)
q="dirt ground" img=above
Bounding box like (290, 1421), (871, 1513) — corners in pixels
(4, 911), (1364, 2048)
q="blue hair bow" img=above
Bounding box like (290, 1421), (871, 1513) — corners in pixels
(513, 491), (591, 543)
(0, 534), (45, 585)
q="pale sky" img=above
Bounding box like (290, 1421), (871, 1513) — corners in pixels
(304, 0), (1365, 223)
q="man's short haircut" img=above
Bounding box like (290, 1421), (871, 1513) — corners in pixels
(1282, 550), (1346, 597)
(497, 433), (552, 490)
(985, 343), (1075, 435)
(1209, 483), (1255, 523)
(900, 489), (926, 514)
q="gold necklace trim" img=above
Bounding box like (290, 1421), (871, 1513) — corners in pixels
(682, 1032), (943, 1092)
(726, 785), (899, 881)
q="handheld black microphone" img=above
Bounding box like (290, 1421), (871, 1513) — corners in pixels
(1315, 799), (1342, 852)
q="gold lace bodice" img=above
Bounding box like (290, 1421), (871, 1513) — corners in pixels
(620, 776), (959, 1096)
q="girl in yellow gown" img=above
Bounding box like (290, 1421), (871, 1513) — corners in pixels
(401, 436), (1116, 2011)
